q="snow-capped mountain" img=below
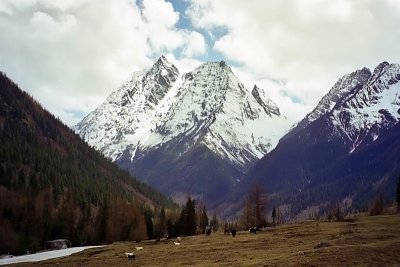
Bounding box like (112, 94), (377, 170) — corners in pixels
(284, 62), (400, 152)
(330, 62), (400, 152)
(245, 61), (400, 218)
(75, 56), (180, 160)
(291, 67), (372, 131)
(75, 56), (289, 207)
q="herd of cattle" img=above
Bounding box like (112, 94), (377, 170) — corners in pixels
(223, 226), (261, 237)
(125, 227), (263, 260)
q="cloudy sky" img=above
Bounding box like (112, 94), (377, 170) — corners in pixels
(1, 0), (400, 126)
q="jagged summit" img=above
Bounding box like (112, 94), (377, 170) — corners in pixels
(371, 61), (389, 78)
(151, 56), (179, 76)
(252, 85), (280, 117)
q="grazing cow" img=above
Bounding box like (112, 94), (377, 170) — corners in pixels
(231, 229), (237, 237)
(249, 227), (260, 234)
(173, 241), (180, 246)
(125, 252), (135, 260)
(135, 246), (143, 251)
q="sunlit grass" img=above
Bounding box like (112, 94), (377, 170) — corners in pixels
(15, 214), (400, 266)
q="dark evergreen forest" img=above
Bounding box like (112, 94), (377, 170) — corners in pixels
(0, 72), (177, 254)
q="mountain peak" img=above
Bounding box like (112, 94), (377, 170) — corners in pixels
(373, 61), (389, 75)
(150, 55), (179, 76)
(251, 85), (280, 117)
(155, 55), (170, 66)
(295, 67), (371, 128)
(195, 60), (233, 73)
(75, 56), (291, 208)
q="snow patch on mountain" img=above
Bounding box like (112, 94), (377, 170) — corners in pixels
(282, 62), (400, 155)
(330, 62), (400, 153)
(297, 67), (371, 130)
(75, 57), (289, 170)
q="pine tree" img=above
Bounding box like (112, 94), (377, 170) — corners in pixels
(97, 198), (108, 242)
(272, 207), (277, 224)
(186, 197), (197, 235)
(397, 175), (400, 212)
(158, 206), (167, 238)
(199, 204), (208, 234)
(224, 221), (229, 232)
(242, 196), (253, 228)
(167, 219), (173, 238)
(144, 209), (154, 240)
(369, 194), (384, 216)
(179, 197), (197, 236)
(210, 212), (219, 232)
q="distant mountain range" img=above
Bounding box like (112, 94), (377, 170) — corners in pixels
(75, 56), (289, 208)
(75, 57), (400, 218)
(245, 61), (400, 219)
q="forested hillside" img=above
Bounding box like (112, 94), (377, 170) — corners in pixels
(0, 72), (176, 254)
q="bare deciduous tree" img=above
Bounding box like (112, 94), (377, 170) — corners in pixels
(242, 184), (267, 228)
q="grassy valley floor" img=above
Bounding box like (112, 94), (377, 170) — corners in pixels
(10, 214), (400, 266)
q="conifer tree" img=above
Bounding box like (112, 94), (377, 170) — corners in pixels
(167, 219), (174, 238)
(199, 204), (208, 234)
(144, 209), (154, 239)
(210, 212), (219, 232)
(179, 197), (197, 236)
(186, 197), (197, 235)
(396, 175), (400, 212)
(272, 207), (277, 224)
(158, 206), (167, 238)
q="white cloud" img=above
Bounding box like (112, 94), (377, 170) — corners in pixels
(186, 0), (226, 29)
(295, 0), (353, 22)
(142, 0), (178, 27)
(181, 30), (206, 57)
(2, 0), (399, 128)
(39, 0), (90, 12)
(141, 0), (207, 57)
(30, 11), (78, 40)
(0, 0), (206, 126)
(0, 0), (36, 15)
(187, 0), (400, 120)
(164, 53), (202, 73)
(0, 0), (152, 125)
